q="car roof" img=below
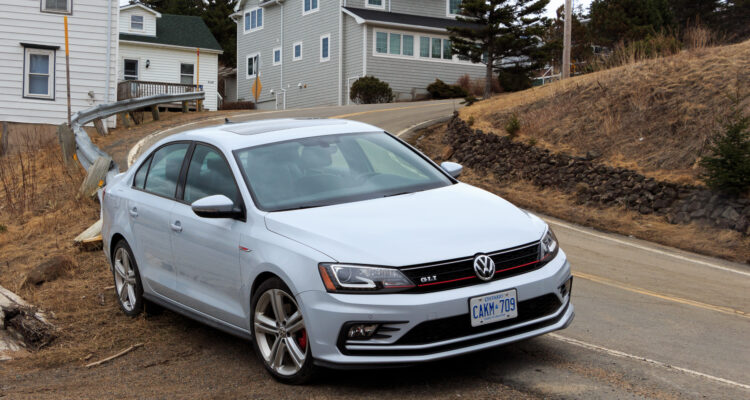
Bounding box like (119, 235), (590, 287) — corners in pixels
(164, 118), (384, 151)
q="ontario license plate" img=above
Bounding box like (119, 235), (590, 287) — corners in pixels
(469, 289), (518, 327)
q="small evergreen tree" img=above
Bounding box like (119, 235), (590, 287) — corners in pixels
(589, 0), (675, 46)
(350, 76), (394, 104)
(700, 110), (750, 195)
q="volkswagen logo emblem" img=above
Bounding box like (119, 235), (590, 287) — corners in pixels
(473, 254), (495, 281)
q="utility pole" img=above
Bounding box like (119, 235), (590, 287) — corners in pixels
(562, 0), (572, 79)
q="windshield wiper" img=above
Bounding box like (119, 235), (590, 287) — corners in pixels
(382, 191), (413, 198)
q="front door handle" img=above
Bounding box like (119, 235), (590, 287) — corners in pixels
(129, 207), (138, 217)
(170, 221), (182, 233)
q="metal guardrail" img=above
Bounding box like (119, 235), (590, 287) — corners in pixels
(70, 91), (205, 182)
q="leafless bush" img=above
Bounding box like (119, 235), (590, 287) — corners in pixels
(456, 74), (501, 97)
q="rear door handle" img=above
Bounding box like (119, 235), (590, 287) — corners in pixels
(129, 207), (138, 217)
(170, 221), (182, 233)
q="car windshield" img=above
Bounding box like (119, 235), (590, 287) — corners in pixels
(234, 132), (453, 211)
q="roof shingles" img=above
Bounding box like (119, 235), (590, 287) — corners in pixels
(120, 14), (222, 52)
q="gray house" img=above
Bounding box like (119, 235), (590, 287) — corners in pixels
(233, 0), (485, 110)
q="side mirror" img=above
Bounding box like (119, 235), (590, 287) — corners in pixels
(441, 161), (463, 179)
(191, 195), (243, 219)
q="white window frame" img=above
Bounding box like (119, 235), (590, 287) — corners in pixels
(365, 0), (386, 10)
(372, 29), (475, 65)
(244, 7), (263, 34)
(320, 34), (331, 62)
(302, 0), (319, 16)
(246, 52), (260, 79)
(130, 15), (144, 31)
(180, 63), (195, 85)
(41, 0), (71, 14)
(123, 58), (139, 81)
(23, 47), (55, 100)
(272, 47), (282, 66)
(293, 42), (303, 61)
(446, 0), (462, 17)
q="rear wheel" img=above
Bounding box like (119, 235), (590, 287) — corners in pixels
(112, 241), (144, 317)
(251, 278), (317, 384)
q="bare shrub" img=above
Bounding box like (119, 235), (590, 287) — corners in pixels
(455, 74), (501, 97)
(683, 25), (716, 50)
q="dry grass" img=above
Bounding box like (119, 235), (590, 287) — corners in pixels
(461, 40), (750, 185)
(412, 123), (750, 264)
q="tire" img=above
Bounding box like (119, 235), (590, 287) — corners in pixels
(111, 240), (144, 317)
(251, 277), (317, 384)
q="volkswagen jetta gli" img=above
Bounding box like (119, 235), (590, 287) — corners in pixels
(101, 119), (574, 384)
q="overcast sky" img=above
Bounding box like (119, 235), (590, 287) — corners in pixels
(120, 0), (593, 19)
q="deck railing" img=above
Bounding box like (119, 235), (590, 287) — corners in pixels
(117, 80), (202, 101)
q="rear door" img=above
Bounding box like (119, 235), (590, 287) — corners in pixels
(169, 143), (246, 327)
(128, 142), (190, 299)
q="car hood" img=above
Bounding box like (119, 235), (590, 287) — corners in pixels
(264, 183), (547, 266)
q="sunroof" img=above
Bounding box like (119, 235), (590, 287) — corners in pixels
(221, 118), (349, 135)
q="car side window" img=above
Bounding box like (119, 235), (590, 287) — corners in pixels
(143, 143), (190, 198)
(133, 155), (152, 189)
(183, 144), (240, 205)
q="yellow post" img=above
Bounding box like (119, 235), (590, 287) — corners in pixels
(64, 16), (72, 125)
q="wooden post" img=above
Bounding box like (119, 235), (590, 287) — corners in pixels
(64, 16), (72, 125)
(119, 112), (130, 128)
(182, 101), (189, 113)
(128, 111), (140, 125)
(57, 123), (76, 168)
(93, 119), (108, 136)
(79, 156), (112, 198)
(562, 0), (572, 79)
(151, 105), (160, 121)
(0, 121), (8, 156)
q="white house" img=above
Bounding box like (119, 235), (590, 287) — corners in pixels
(118, 4), (223, 111)
(0, 0), (119, 127)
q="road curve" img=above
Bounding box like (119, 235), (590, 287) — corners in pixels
(89, 101), (750, 399)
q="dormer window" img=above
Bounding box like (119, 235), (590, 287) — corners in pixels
(131, 15), (144, 31)
(447, 0), (462, 16)
(366, 0), (384, 9)
(41, 0), (72, 14)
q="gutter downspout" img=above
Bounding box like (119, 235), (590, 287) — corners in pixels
(279, 0), (284, 109)
(105, 0), (113, 127)
(337, 0), (343, 106)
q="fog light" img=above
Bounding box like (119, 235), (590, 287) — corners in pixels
(347, 323), (379, 339)
(560, 277), (573, 298)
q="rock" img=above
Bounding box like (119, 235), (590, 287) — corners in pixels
(440, 145), (454, 160)
(690, 208), (707, 218)
(721, 206), (740, 221)
(22, 256), (75, 287)
(586, 150), (601, 160)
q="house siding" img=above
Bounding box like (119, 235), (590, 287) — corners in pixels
(345, 0), (451, 18)
(0, 0), (119, 126)
(342, 13), (364, 105)
(119, 42), (220, 111)
(364, 25), (485, 100)
(237, 0), (340, 110)
(119, 7), (158, 37)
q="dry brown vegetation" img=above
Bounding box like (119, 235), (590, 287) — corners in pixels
(412, 123), (750, 264)
(461, 39), (750, 185)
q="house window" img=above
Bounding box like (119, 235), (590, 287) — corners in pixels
(23, 47), (55, 99)
(431, 38), (442, 58)
(320, 34), (330, 62)
(273, 47), (282, 66)
(246, 53), (260, 78)
(420, 37), (430, 57)
(447, 0), (462, 16)
(123, 59), (138, 81)
(375, 31), (415, 57)
(443, 39), (452, 59)
(131, 15), (144, 31)
(180, 63), (194, 85)
(245, 7), (263, 32)
(303, 0), (318, 15)
(403, 35), (414, 56)
(389, 33), (401, 55)
(375, 32), (387, 54)
(41, 0), (71, 14)
(293, 42), (302, 61)
(366, 0), (384, 9)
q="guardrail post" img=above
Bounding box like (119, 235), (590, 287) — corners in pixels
(79, 156), (112, 198)
(182, 101), (189, 113)
(0, 121), (8, 156)
(57, 123), (76, 168)
(93, 118), (108, 136)
(151, 105), (160, 121)
(119, 112), (130, 128)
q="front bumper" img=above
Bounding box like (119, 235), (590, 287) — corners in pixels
(298, 251), (573, 367)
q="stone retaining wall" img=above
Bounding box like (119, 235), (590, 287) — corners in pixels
(443, 114), (750, 235)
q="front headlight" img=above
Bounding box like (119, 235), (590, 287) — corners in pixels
(540, 227), (559, 261)
(318, 263), (415, 293)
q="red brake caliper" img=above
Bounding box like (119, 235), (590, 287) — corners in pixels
(297, 329), (307, 350)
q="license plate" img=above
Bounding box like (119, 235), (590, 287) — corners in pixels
(469, 289), (518, 327)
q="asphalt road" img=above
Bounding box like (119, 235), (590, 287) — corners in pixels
(89, 100), (750, 398)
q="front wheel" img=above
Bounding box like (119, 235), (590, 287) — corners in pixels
(111, 240), (144, 317)
(251, 278), (317, 384)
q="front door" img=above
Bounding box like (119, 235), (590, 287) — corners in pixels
(169, 144), (245, 327)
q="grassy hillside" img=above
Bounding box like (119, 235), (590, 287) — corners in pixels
(461, 40), (750, 185)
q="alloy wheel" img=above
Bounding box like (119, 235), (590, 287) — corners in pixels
(113, 247), (138, 312)
(253, 289), (308, 376)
